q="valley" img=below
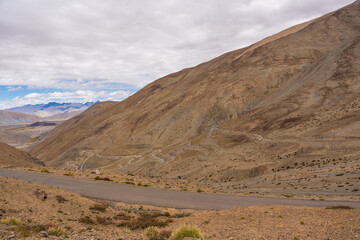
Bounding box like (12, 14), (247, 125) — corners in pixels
(1, 1), (360, 239)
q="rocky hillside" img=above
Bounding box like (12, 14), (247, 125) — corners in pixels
(30, 1), (360, 185)
(0, 110), (41, 126)
(0, 142), (44, 167)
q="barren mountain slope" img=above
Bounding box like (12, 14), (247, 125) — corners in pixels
(31, 1), (360, 192)
(0, 110), (41, 126)
(0, 142), (44, 167)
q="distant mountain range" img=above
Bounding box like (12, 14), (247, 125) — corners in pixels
(6, 102), (98, 118)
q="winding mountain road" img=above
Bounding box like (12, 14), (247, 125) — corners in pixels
(0, 169), (359, 210)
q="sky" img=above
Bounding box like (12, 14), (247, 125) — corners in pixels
(0, 0), (354, 109)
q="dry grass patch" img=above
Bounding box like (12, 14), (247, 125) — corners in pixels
(93, 176), (111, 181)
(145, 227), (172, 240)
(117, 212), (174, 230)
(55, 195), (68, 203)
(325, 205), (353, 210)
(1, 217), (21, 225)
(96, 216), (113, 225)
(89, 203), (107, 212)
(171, 225), (204, 239)
(78, 216), (94, 224)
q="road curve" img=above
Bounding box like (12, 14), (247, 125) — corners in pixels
(0, 169), (359, 210)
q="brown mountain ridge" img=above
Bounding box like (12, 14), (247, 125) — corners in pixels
(30, 1), (360, 194)
(0, 142), (44, 167)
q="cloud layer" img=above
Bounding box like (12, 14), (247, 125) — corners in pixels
(0, 0), (354, 110)
(0, 0), (354, 90)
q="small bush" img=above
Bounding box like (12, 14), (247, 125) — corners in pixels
(79, 216), (94, 224)
(146, 227), (171, 240)
(89, 203), (107, 212)
(171, 225), (204, 239)
(15, 225), (30, 237)
(48, 227), (63, 236)
(30, 224), (48, 232)
(113, 213), (132, 221)
(63, 173), (74, 177)
(117, 216), (172, 230)
(14, 224), (48, 237)
(197, 189), (204, 193)
(41, 168), (50, 173)
(146, 227), (159, 239)
(56, 195), (68, 203)
(325, 205), (353, 210)
(94, 176), (111, 181)
(158, 230), (171, 239)
(172, 213), (191, 218)
(282, 194), (293, 198)
(1, 217), (21, 225)
(124, 181), (135, 185)
(96, 216), (112, 225)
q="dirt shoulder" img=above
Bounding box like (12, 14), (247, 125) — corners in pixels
(4, 165), (360, 202)
(1, 168), (359, 210)
(1, 176), (359, 239)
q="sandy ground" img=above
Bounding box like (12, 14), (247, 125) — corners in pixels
(0, 176), (359, 239)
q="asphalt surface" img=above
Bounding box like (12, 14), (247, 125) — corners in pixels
(0, 169), (359, 210)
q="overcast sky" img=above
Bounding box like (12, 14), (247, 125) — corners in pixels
(0, 0), (354, 109)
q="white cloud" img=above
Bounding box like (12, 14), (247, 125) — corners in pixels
(0, 0), (354, 90)
(7, 86), (24, 92)
(0, 90), (132, 109)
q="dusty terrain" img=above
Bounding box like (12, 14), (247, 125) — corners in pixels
(0, 177), (359, 239)
(0, 125), (57, 150)
(28, 1), (360, 197)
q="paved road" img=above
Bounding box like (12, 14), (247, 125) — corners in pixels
(0, 169), (359, 210)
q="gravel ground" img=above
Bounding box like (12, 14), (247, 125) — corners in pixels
(1, 177), (359, 239)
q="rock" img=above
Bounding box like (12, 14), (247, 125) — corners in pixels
(40, 231), (48, 237)
(34, 190), (47, 200)
(7, 234), (15, 239)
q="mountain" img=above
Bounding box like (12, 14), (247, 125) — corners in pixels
(43, 110), (84, 121)
(0, 142), (44, 167)
(7, 102), (97, 118)
(30, 1), (360, 185)
(0, 110), (41, 126)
